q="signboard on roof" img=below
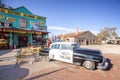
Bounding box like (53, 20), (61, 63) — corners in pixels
(31, 22), (47, 32)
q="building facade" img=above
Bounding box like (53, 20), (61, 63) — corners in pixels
(0, 6), (48, 49)
(57, 31), (98, 45)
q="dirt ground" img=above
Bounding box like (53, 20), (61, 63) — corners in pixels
(0, 47), (120, 80)
(23, 53), (120, 80)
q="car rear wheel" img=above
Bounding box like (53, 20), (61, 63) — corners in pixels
(83, 60), (95, 70)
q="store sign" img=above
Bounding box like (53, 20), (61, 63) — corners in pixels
(27, 30), (34, 34)
(0, 8), (46, 21)
(0, 8), (5, 12)
(1, 28), (38, 34)
(13, 30), (26, 34)
(28, 14), (35, 18)
(3, 29), (13, 32)
(34, 31), (42, 34)
(2, 28), (26, 33)
(38, 22), (43, 25)
(7, 17), (15, 22)
(0, 15), (4, 18)
(31, 22), (47, 31)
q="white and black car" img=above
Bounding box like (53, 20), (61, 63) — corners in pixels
(40, 42), (109, 70)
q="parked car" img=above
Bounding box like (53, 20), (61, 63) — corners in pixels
(107, 41), (114, 44)
(40, 42), (109, 70)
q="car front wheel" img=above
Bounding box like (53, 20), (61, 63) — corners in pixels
(83, 60), (95, 70)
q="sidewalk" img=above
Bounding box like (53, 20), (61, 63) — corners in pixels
(0, 49), (20, 58)
(0, 48), (61, 80)
(0, 49), (20, 70)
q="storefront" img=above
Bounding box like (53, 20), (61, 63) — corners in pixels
(0, 6), (49, 49)
(0, 28), (48, 49)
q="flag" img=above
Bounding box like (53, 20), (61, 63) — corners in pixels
(75, 27), (79, 37)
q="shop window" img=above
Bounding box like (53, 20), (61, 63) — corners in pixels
(0, 22), (12, 27)
(93, 39), (96, 43)
(9, 23), (12, 27)
(1, 22), (4, 26)
(4, 23), (9, 27)
(20, 18), (27, 28)
(90, 39), (92, 43)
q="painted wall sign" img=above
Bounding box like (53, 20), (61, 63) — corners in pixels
(31, 22), (47, 31)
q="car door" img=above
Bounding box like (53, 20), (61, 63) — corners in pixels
(59, 44), (73, 63)
(49, 44), (60, 60)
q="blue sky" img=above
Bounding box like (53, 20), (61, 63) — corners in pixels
(2, 0), (120, 36)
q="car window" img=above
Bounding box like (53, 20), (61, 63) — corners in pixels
(61, 44), (71, 49)
(51, 44), (60, 49)
(71, 44), (80, 49)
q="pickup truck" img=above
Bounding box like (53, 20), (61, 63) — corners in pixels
(40, 42), (109, 70)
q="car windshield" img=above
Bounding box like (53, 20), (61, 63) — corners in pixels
(71, 44), (80, 49)
(60, 43), (80, 50)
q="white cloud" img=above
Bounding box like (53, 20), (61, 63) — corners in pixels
(48, 26), (76, 32)
(48, 26), (99, 36)
(91, 31), (99, 35)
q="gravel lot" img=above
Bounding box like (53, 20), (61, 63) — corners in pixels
(1, 54), (118, 80)
(81, 44), (120, 54)
(23, 54), (120, 80)
(0, 45), (120, 80)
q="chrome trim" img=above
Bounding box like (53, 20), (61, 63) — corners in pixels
(97, 58), (109, 70)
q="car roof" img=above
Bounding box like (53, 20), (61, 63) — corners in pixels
(51, 42), (76, 45)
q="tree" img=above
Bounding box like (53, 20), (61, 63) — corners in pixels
(97, 27), (118, 44)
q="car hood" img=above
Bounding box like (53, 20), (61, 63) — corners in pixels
(73, 48), (103, 57)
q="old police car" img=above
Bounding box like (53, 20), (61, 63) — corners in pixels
(40, 42), (109, 70)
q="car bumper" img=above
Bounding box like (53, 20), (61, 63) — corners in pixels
(97, 58), (109, 70)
